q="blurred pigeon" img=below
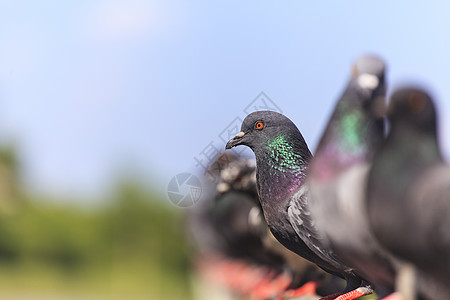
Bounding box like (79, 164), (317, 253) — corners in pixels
(226, 111), (373, 300)
(189, 162), (281, 267)
(198, 153), (281, 265)
(212, 191), (284, 267)
(367, 88), (450, 299)
(308, 55), (397, 297)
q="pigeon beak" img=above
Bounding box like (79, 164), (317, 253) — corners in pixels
(225, 131), (245, 149)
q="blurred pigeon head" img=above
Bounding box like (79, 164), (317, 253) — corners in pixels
(388, 88), (437, 133)
(207, 152), (257, 197)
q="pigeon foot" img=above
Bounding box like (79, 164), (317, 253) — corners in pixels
(333, 286), (373, 300)
(318, 292), (341, 300)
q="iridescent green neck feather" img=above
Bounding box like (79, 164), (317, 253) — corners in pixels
(265, 134), (307, 174)
(336, 102), (367, 156)
(255, 133), (310, 203)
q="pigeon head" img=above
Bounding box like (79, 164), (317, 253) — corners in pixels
(388, 88), (437, 134)
(352, 55), (385, 85)
(215, 155), (257, 199)
(226, 111), (312, 202)
(226, 111), (308, 154)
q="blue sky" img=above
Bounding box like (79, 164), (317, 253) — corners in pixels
(1, 0), (450, 200)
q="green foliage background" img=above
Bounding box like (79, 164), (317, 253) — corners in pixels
(0, 145), (193, 299)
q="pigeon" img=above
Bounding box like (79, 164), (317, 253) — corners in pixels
(226, 111), (373, 300)
(307, 55), (398, 297)
(367, 88), (450, 299)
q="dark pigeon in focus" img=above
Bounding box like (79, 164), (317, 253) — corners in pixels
(226, 111), (373, 300)
(367, 88), (450, 299)
(308, 55), (398, 297)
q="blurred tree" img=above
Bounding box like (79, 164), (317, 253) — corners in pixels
(0, 144), (22, 213)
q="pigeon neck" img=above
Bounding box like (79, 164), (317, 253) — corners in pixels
(312, 99), (383, 181)
(255, 133), (311, 205)
(392, 122), (442, 167)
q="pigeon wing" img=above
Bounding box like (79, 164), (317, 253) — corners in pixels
(287, 185), (353, 272)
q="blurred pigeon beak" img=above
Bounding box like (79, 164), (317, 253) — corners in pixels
(225, 131), (245, 149)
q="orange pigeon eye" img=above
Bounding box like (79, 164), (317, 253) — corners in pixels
(255, 121), (264, 130)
